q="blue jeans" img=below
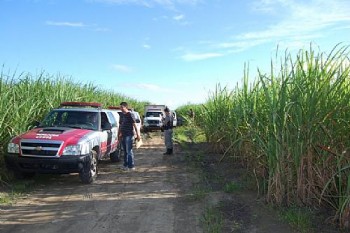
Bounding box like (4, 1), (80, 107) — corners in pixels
(121, 135), (135, 168)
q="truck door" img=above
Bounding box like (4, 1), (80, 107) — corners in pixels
(101, 112), (113, 155)
(106, 111), (118, 151)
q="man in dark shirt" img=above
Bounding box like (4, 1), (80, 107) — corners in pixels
(119, 102), (141, 170)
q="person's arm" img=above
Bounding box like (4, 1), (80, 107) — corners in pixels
(164, 115), (170, 125)
(129, 113), (140, 140)
(133, 122), (140, 140)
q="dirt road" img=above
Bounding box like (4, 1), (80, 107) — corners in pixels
(0, 133), (203, 233)
(0, 133), (296, 233)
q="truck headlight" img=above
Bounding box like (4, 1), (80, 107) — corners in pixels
(63, 145), (82, 155)
(8, 143), (20, 153)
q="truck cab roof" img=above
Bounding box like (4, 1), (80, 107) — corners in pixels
(39, 102), (119, 131)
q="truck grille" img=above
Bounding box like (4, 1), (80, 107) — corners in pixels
(20, 139), (63, 157)
(148, 120), (160, 124)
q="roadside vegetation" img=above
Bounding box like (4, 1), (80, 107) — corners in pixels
(179, 43), (350, 230)
(175, 117), (329, 233)
(0, 179), (36, 205)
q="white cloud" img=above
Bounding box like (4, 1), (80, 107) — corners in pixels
(45, 21), (86, 27)
(217, 39), (268, 51)
(173, 14), (184, 21)
(134, 83), (162, 91)
(181, 52), (223, 61)
(143, 44), (151, 49)
(215, 0), (350, 53)
(46, 21), (110, 32)
(172, 0), (349, 65)
(112, 64), (133, 73)
(89, 0), (201, 8)
(246, 0), (350, 40)
(251, 0), (290, 13)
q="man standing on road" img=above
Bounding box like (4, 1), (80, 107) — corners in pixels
(119, 102), (141, 170)
(162, 107), (173, 155)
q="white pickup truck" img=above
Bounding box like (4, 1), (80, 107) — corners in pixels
(143, 105), (166, 132)
(143, 105), (177, 132)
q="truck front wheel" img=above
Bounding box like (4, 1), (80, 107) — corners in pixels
(79, 150), (97, 184)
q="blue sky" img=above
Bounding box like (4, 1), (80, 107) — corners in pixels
(1, 0), (350, 109)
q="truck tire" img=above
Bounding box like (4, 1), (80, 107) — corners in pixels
(110, 144), (121, 162)
(79, 150), (97, 184)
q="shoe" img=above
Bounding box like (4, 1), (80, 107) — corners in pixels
(121, 166), (128, 171)
(163, 148), (173, 155)
(129, 167), (136, 171)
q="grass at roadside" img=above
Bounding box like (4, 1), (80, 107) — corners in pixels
(175, 124), (341, 233)
(201, 206), (223, 233)
(186, 184), (211, 201)
(0, 160), (58, 206)
(278, 206), (313, 233)
(0, 179), (36, 205)
(173, 123), (206, 144)
(223, 181), (241, 193)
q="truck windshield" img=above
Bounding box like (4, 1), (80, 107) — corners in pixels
(146, 112), (162, 117)
(40, 110), (99, 130)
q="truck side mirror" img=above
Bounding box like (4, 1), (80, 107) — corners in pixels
(31, 120), (40, 128)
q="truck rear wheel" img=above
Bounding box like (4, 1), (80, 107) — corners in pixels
(79, 150), (97, 184)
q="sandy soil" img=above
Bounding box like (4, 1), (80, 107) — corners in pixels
(0, 132), (300, 233)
